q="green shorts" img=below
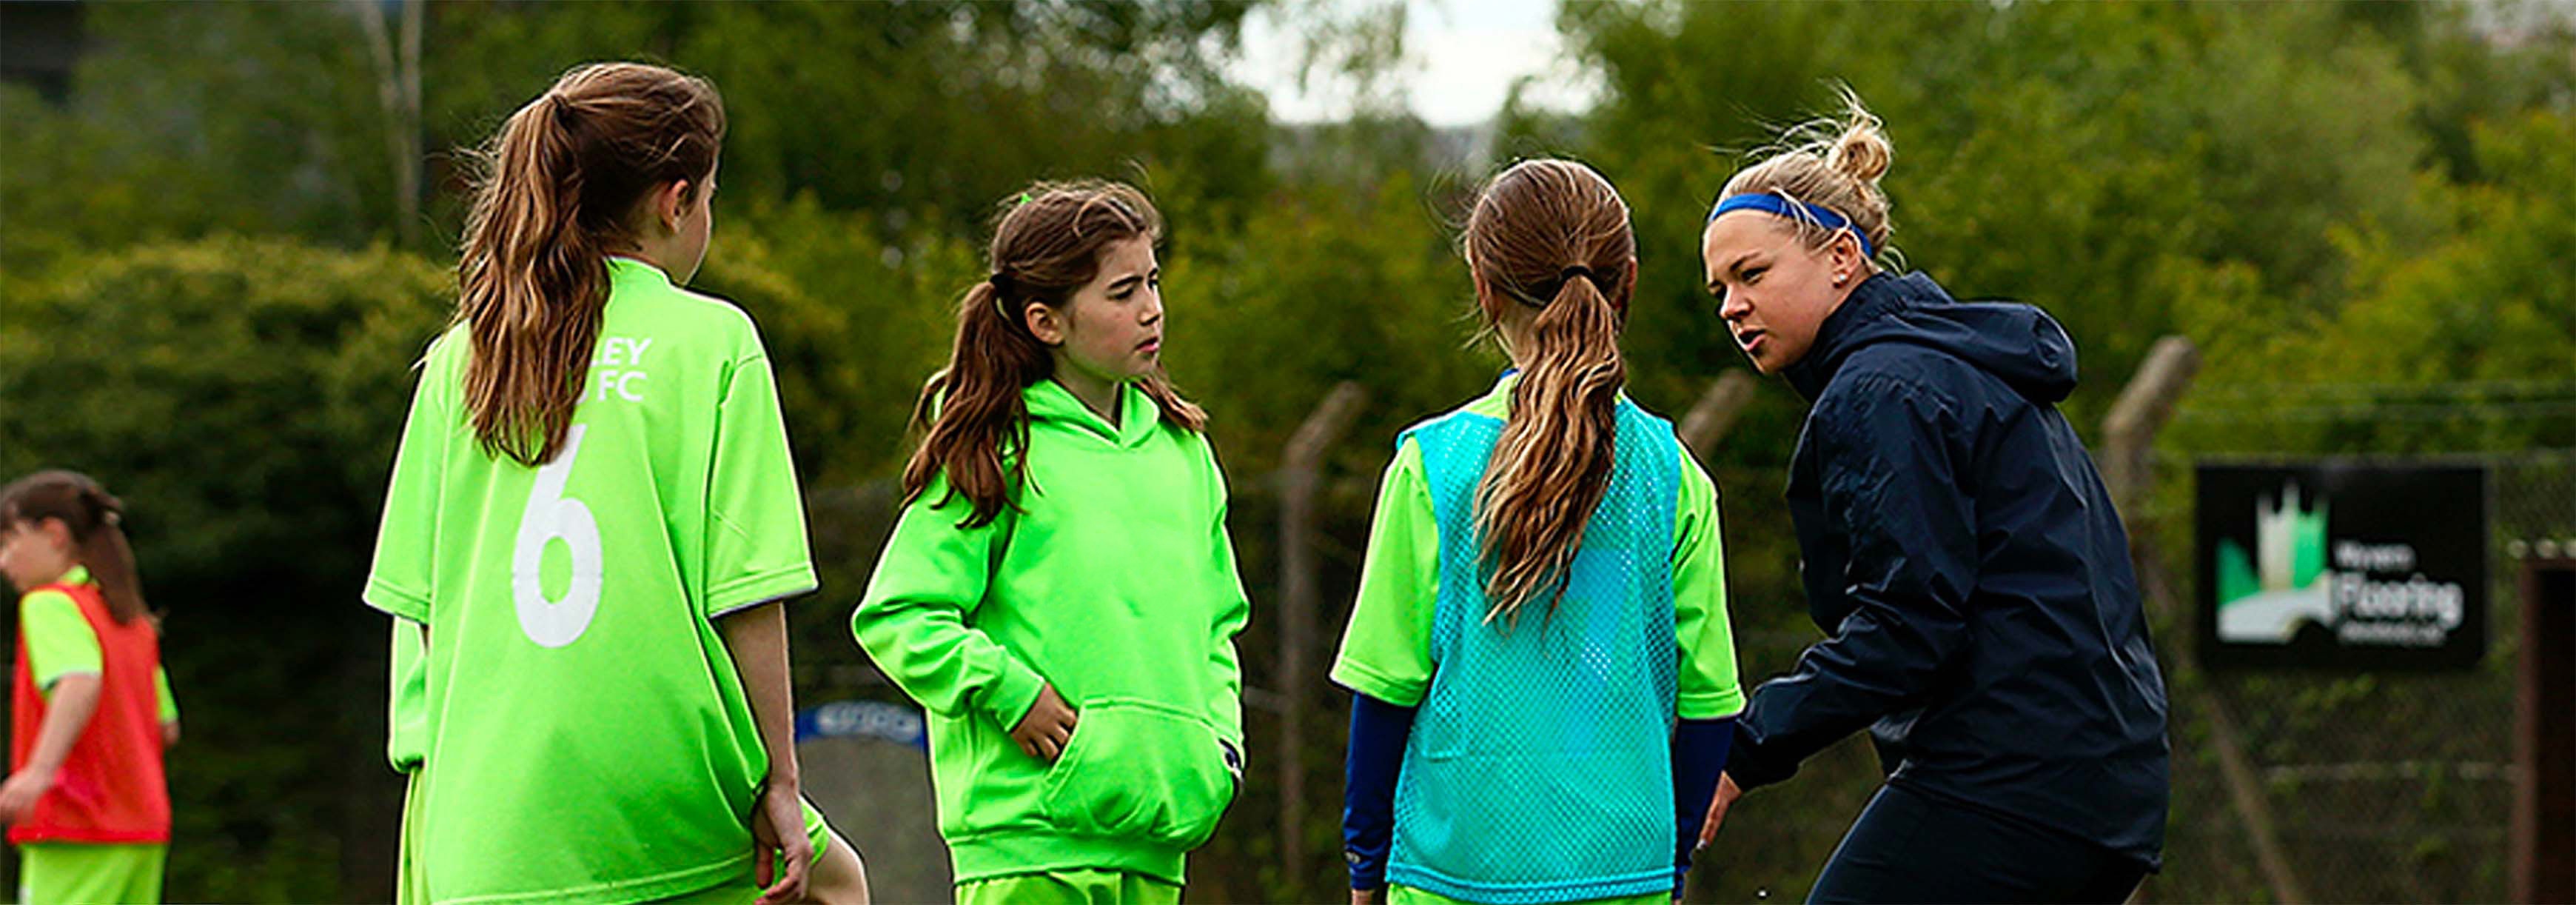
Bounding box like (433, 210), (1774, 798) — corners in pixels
(398, 770), (426, 905)
(955, 868), (1183, 905)
(17, 841), (167, 905)
(1391, 884), (1668, 905)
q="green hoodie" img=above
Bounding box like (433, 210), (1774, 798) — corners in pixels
(853, 378), (1249, 886)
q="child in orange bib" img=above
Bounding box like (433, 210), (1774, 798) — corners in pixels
(1, 470), (178, 904)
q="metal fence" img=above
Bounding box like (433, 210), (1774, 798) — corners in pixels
(2133, 449), (2576, 904)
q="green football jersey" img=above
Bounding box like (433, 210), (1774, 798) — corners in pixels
(364, 257), (817, 904)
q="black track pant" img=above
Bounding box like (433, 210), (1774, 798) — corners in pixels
(1807, 782), (2150, 904)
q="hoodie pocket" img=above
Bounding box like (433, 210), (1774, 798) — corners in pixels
(1039, 698), (1235, 847)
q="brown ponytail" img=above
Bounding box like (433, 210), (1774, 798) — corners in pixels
(455, 62), (725, 467)
(902, 181), (1207, 528)
(1, 470), (149, 624)
(1460, 159), (1637, 624)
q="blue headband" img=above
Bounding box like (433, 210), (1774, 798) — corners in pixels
(1706, 193), (1876, 258)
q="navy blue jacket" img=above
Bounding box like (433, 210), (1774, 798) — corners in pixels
(1727, 272), (2170, 866)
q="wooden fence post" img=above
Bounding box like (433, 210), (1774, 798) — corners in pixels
(1679, 370), (1759, 461)
(2102, 336), (2306, 905)
(2102, 335), (2201, 521)
(1277, 381), (1368, 884)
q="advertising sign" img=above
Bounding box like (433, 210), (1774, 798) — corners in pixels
(2197, 462), (2487, 669)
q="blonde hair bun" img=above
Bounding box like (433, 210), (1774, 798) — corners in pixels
(1715, 85), (1898, 263)
(1825, 98), (1892, 185)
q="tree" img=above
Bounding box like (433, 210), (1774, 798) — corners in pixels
(0, 6), (400, 274)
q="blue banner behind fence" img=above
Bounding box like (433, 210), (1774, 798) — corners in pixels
(795, 699), (928, 749)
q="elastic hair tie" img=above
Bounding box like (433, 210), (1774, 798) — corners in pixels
(83, 489), (121, 527)
(1502, 265), (1605, 308)
(988, 272), (1016, 319)
(1706, 192), (1877, 258)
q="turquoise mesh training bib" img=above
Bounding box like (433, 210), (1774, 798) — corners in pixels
(1389, 398), (1683, 904)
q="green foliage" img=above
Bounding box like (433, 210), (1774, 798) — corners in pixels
(4, 1), (1275, 268)
(0, 4), (398, 272)
(1, 238), (449, 591)
(695, 196), (976, 483)
(1161, 172), (1500, 478)
(2173, 109), (2576, 454)
(1549, 0), (2474, 435)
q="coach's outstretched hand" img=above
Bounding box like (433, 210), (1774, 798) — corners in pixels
(1696, 772), (1742, 852)
(751, 778), (813, 905)
(1011, 683), (1080, 762)
(1352, 886), (1387, 905)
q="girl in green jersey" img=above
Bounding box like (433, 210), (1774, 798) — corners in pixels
(365, 62), (866, 905)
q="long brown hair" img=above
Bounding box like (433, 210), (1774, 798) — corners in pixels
(1461, 159), (1637, 624)
(901, 180), (1207, 529)
(455, 61), (725, 467)
(1, 470), (149, 624)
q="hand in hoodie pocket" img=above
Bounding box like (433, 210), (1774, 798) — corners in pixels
(1039, 697), (1237, 846)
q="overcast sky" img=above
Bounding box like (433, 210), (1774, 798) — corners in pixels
(1229, 0), (1603, 127)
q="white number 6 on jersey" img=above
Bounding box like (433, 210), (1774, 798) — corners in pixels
(513, 424), (603, 647)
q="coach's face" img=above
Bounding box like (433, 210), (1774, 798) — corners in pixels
(1702, 212), (1865, 374)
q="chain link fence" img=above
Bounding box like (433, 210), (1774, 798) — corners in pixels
(1674, 449), (2574, 904)
(2131, 449), (2575, 904)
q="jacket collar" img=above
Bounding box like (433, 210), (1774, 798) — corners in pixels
(1783, 271), (1928, 401)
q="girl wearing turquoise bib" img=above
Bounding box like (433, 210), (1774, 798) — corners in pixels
(1333, 159), (1745, 905)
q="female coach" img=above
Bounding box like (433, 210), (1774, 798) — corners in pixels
(1693, 93), (2170, 904)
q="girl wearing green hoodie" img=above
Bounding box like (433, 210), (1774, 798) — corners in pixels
(853, 181), (1250, 905)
